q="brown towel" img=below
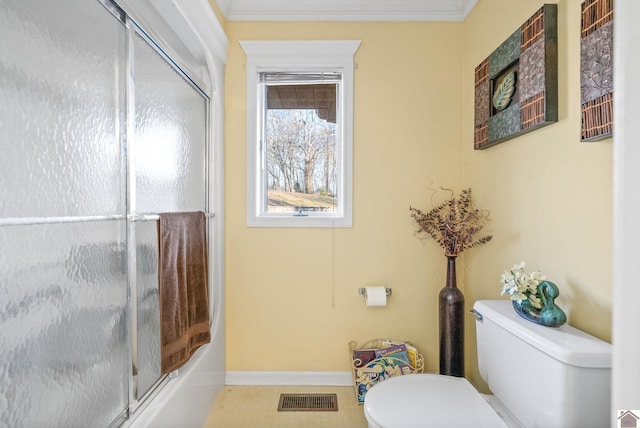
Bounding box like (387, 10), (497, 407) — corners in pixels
(158, 211), (211, 374)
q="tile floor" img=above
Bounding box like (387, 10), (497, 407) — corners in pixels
(204, 385), (368, 428)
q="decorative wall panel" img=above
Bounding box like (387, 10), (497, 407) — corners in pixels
(474, 4), (558, 150)
(580, 0), (613, 141)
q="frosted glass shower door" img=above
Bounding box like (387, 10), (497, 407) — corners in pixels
(0, 1), (129, 427)
(0, 0), (211, 425)
(132, 30), (209, 399)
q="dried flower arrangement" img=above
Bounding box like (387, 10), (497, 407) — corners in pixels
(410, 188), (492, 257)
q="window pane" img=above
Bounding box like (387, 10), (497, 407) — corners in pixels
(264, 83), (338, 214)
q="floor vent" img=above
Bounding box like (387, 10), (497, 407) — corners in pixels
(277, 393), (338, 412)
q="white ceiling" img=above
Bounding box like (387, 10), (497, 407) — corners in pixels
(215, 0), (478, 22)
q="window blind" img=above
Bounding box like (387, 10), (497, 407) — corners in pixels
(259, 71), (342, 83)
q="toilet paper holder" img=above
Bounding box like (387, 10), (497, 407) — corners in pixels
(358, 287), (392, 297)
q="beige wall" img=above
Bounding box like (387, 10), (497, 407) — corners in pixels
(462, 0), (612, 389)
(222, 0), (613, 388)
(225, 22), (463, 373)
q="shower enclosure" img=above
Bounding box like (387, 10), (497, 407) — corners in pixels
(0, 0), (220, 426)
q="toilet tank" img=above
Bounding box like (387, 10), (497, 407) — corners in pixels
(473, 300), (611, 428)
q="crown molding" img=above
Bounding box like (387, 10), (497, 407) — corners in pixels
(214, 0), (233, 17)
(220, 0), (478, 22)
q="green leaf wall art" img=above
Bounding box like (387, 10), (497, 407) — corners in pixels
(492, 71), (516, 111)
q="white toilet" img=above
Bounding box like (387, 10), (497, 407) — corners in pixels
(364, 300), (612, 428)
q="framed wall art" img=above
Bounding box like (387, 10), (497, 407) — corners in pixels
(474, 4), (558, 150)
(580, 0), (613, 142)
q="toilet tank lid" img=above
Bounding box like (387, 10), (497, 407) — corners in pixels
(473, 300), (611, 368)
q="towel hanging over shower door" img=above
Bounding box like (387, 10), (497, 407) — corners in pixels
(157, 211), (211, 374)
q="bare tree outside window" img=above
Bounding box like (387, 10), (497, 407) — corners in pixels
(264, 83), (338, 213)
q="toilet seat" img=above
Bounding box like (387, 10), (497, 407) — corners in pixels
(363, 374), (508, 428)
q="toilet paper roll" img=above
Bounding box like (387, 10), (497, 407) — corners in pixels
(365, 286), (387, 307)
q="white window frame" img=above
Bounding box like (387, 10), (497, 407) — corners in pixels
(240, 40), (360, 228)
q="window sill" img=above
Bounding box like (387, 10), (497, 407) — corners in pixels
(247, 215), (352, 228)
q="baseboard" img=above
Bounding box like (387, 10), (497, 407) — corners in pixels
(225, 371), (353, 386)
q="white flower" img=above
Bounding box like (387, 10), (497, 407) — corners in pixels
(528, 294), (542, 309)
(511, 261), (526, 271)
(501, 270), (514, 283)
(514, 292), (527, 302)
(530, 271), (545, 282)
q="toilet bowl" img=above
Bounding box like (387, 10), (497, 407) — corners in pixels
(363, 374), (508, 428)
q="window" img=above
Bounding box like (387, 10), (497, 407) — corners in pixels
(240, 40), (360, 227)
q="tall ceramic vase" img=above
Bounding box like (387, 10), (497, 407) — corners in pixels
(439, 255), (464, 377)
